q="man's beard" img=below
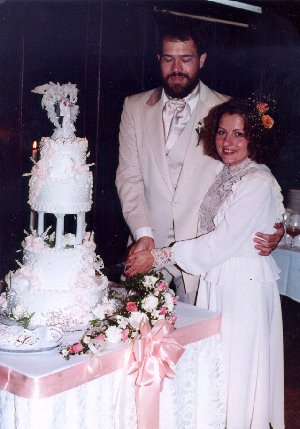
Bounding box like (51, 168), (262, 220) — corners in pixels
(162, 71), (200, 99)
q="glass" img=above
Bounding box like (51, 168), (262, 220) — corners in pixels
(285, 213), (300, 249)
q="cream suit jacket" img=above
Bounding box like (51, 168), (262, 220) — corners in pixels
(116, 81), (229, 293)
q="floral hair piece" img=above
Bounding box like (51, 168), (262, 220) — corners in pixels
(247, 95), (276, 141)
(256, 102), (274, 129)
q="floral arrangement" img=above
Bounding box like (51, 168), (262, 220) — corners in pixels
(256, 102), (274, 129)
(61, 271), (177, 359)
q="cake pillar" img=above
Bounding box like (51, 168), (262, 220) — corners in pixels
(37, 212), (45, 235)
(75, 212), (85, 245)
(30, 210), (35, 232)
(55, 214), (64, 249)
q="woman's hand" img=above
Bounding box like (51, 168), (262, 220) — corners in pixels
(124, 250), (154, 277)
(254, 222), (284, 256)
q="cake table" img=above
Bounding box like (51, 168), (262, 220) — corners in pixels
(0, 303), (225, 429)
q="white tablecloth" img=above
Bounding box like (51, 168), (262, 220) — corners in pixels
(0, 304), (225, 429)
(273, 245), (300, 302)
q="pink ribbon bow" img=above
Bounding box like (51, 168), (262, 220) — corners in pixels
(126, 318), (185, 429)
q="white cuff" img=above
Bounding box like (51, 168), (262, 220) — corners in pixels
(134, 227), (154, 241)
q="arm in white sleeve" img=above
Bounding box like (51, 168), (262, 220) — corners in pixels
(115, 97), (153, 236)
(134, 227), (154, 241)
(172, 174), (277, 275)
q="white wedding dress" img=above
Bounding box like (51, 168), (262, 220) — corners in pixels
(171, 158), (285, 429)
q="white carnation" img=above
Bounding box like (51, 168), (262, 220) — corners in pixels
(105, 326), (122, 343)
(12, 305), (27, 319)
(116, 315), (129, 329)
(143, 275), (159, 289)
(129, 311), (146, 329)
(163, 293), (174, 311)
(142, 295), (159, 312)
(91, 304), (107, 320)
(151, 309), (160, 319)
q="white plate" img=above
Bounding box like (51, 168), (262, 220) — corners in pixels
(0, 344), (59, 353)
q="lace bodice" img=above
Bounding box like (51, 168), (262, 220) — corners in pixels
(197, 158), (257, 235)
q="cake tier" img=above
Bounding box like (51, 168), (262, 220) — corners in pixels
(29, 137), (93, 214)
(6, 276), (107, 328)
(4, 232), (108, 328)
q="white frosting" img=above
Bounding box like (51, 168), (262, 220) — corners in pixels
(28, 137), (93, 214)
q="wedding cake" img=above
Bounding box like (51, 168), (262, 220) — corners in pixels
(2, 82), (108, 331)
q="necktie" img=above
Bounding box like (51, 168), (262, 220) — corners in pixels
(163, 99), (191, 153)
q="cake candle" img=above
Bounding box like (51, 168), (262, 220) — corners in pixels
(32, 140), (38, 161)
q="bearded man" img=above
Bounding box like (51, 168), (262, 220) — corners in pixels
(116, 21), (282, 303)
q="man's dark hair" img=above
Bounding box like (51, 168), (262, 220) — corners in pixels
(156, 17), (208, 56)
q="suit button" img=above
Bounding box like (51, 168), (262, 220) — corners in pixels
(172, 202), (176, 207)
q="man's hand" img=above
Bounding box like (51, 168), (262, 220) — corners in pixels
(128, 236), (155, 256)
(125, 250), (154, 277)
(254, 222), (284, 256)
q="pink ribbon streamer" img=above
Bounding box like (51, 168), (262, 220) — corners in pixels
(126, 318), (185, 429)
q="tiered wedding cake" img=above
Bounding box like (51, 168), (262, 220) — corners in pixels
(2, 82), (108, 330)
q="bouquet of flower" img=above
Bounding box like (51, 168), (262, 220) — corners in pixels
(61, 271), (177, 359)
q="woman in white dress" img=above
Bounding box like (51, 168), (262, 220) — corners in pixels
(125, 98), (285, 429)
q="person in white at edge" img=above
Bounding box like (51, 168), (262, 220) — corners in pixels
(125, 98), (284, 429)
(116, 20), (283, 304)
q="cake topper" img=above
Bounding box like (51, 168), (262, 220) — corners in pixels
(32, 82), (79, 139)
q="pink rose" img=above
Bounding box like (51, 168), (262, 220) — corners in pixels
(126, 301), (138, 312)
(71, 343), (83, 353)
(160, 306), (168, 315)
(94, 333), (105, 342)
(122, 329), (129, 341)
(155, 281), (167, 292)
(171, 315), (177, 324)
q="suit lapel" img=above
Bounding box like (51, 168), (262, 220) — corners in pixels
(175, 84), (221, 194)
(144, 89), (174, 194)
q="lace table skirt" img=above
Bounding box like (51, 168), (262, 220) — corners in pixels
(0, 335), (225, 429)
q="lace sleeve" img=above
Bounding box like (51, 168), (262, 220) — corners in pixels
(151, 248), (176, 270)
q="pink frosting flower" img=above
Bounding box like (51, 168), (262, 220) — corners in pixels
(126, 301), (138, 312)
(71, 343), (83, 353)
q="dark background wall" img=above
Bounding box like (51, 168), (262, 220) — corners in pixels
(0, 0), (300, 277)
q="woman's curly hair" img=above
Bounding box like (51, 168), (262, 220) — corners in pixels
(201, 98), (277, 165)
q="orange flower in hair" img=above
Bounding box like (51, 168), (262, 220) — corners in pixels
(261, 114), (274, 129)
(256, 102), (269, 114)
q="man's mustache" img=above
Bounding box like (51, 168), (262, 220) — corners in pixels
(167, 72), (189, 79)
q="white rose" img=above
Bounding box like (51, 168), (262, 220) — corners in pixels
(142, 295), (159, 312)
(105, 326), (122, 343)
